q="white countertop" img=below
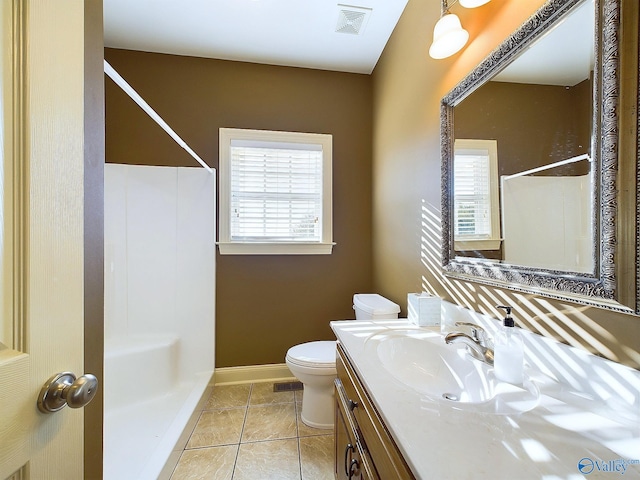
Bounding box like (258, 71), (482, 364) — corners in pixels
(331, 319), (640, 479)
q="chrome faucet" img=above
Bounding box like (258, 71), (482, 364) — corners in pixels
(444, 322), (494, 366)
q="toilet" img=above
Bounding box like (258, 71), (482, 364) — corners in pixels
(285, 294), (400, 429)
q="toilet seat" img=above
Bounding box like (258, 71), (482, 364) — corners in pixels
(286, 341), (336, 369)
(285, 295), (397, 429)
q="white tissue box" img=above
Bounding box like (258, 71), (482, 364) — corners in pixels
(407, 293), (441, 326)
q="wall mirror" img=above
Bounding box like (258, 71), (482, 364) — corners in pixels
(441, 0), (639, 313)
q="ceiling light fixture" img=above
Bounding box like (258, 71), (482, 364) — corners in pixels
(429, 0), (490, 60)
(459, 0), (490, 7)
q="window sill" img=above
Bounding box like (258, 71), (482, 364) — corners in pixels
(217, 242), (335, 255)
(454, 239), (502, 251)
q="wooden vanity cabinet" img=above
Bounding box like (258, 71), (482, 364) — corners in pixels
(334, 343), (415, 480)
(335, 384), (375, 479)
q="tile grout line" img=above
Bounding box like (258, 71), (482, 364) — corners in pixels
(230, 382), (253, 479)
(297, 436), (304, 480)
(168, 406), (206, 479)
(294, 392), (300, 438)
(295, 393), (303, 480)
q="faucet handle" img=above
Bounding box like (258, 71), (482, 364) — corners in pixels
(454, 322), (488, 343)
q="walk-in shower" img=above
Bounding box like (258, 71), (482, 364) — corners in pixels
(103, 164), (215, 479)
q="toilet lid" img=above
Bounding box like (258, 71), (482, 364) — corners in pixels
(286, 341), (336, 368)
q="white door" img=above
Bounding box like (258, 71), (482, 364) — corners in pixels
(0, 1), (90, 478)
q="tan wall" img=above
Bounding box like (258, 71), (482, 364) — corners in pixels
(456, 80), (592, 176)
(372, 0), (640, 369)
(104, 49), (373, 367)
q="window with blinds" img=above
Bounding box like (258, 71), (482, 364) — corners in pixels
(453, 139), (501, 251)
(454, 152), (491, 236)
(219, 128), (333, 255)
(230, 143), (322, 242)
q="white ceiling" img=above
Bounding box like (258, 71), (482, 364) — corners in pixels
(493, 0), (594, 86)
(103, 0), (409, 75)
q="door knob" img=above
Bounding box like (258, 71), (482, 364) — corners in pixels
(37, 372), (99, 414)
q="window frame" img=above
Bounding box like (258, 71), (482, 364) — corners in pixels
(218, 128), (334, 255)
(453, 139), (501, 251)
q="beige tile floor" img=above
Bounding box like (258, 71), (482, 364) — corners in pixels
(168, 383), (335, 480)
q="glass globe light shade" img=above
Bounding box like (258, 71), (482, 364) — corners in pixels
(459, 0), (491, 7)
(428, 14), (469, 59)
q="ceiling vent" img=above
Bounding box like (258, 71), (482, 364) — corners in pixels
(335, 5), (372, 35)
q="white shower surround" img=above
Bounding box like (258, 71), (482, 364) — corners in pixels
(501, 173), (593, 273)
(103, 164), (216, 480)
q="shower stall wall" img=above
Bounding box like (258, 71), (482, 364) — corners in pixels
(103, 164), (216, 480)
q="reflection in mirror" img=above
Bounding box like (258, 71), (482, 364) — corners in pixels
(452, 0), (595, 274)
(453, 139), (500, 253)
(441, 0), (637, 312)
(500, 154), (593, 273)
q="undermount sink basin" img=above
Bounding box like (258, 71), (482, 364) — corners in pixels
(364, 329), (540, 414)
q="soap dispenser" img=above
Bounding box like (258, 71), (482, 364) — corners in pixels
(494, 305), (524, 384)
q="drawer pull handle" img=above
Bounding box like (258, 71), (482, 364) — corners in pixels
(344, 443), (355, 476)
(349, 458), (361, 478)
(349, 399), (358, 411)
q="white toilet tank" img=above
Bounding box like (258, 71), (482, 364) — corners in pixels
(353, 294), (400, 320)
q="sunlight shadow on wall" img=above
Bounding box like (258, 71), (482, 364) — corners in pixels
(419, 200), (470, 307)
(420, 199), (640, 369)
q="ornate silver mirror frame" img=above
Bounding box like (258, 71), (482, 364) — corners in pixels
(441, 0), (639, 313)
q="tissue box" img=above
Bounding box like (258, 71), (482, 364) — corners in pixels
(407, 293), (441, 326)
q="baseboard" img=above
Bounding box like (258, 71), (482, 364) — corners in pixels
(213, 363), (296, 386)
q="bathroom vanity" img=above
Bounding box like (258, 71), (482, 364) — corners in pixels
(335, 343), (415, 479)
(331, 313), (640, 479)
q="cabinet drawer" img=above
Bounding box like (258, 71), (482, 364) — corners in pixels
(335, 381), (377, 480)
(336, 344), (415, 480)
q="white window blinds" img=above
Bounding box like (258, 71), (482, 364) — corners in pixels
(454, 151), (492, 238)
(219, 128), (333, 255)
(230, 141), (323, 242)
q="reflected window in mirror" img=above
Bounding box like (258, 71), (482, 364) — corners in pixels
(453, 139), (501, 256)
